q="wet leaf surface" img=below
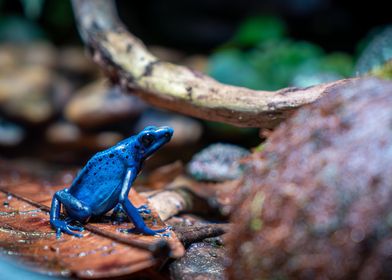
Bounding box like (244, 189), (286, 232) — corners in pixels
(0, 161), (184, 278)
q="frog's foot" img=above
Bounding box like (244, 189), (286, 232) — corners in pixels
(112, 204), (151, 223)
(137, 204), (151, 214)
(155, 231), (171, 238)
(52, 219), (84, 239)
(119, 226), (171, 237)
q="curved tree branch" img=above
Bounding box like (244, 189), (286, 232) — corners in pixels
(71, 0), (355, 128)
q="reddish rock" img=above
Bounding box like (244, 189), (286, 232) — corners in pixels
(227, 78), (392, 280)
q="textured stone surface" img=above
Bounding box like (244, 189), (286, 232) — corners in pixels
(170, 242), (227, 280)
(0, 118), (24, 146)
(187, 143), (249, 182)
(0, 66), (55, 123)
(227, 78), (392, 279)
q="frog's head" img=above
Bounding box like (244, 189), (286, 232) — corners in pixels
(136, 126), (173, 159)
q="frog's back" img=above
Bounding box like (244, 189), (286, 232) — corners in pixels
(69, 150), (126, 214)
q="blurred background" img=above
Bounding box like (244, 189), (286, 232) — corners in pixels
(1, 1), (392, 279)
(0, 0), (391, 166)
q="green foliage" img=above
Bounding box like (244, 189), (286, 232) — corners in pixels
(252, 143), (265, 153)
(291, 52), (353, 87)
(20, 0), (44, 19)
(45, 0), (74, 29)
(368, 59), (392, 79)
(208, 39), (354, 90)
(249, 40), (324, 90)
(0, 0), (74, 43)
(0, 0), (46, 42)
(321, 53), (354, 77)
(208, 49), (264, 89)
(0, 15), (45, 42)
(229, 16), (286, 47)
(208, 15), (354, 90)
(355, 26), (392, 79)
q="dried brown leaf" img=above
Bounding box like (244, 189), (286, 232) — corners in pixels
(0, 163), (184, 278)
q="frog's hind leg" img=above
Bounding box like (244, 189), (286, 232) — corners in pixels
(50, 189), (91, 238)
(121, 198), (170, 236)
(111, 203), (151, 223)
(136, 204), (151, 214)
(118, 168), (168, 236)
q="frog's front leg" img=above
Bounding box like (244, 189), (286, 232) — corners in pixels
(50, 189), (90, 238)
(119, 169), (167, 235)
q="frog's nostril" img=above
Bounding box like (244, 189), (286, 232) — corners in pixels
(164, 132), (170, 138)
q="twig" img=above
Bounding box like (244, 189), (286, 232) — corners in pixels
(174, 223), (231, 245)
(71, 0), (358, 128)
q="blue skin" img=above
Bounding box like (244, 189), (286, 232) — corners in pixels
(50, 126), (174, 238)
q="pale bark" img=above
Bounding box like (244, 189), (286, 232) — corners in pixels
(71, 0), (356, 128)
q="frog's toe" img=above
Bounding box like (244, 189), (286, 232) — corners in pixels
(138, 209), (151, 214)
(142, 226), (171, 235)
(63, 227), (83, 238)
(155, 232), (171, 238)
(52, 220), (83, 238)
(153, 228), (167, 233)
(137, 204), (151, 214)
(153, 226), (172, 233)
(56, 228), (62, 239)
(68, 224), (84, 232)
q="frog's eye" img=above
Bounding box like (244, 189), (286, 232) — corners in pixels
(141, 133), (154, 147)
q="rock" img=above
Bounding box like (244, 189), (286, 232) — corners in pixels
(146, 160), (184, 189)
(0, 42), (56, 70)
(0, 42), (72, 124)
(21, 42), (57, 68)
(57, 46), (98, 76)
(135, 109), (202, 146)
(0, 118), (24, 146)
(46, 121), (123, 150)
(46, 121), (81, 144)
(227, 78), (392, 279)
(94, 132), (124, 149)
(187, 143), (249, 182)
(65, 80), (145, 128)
(170, 242), (227, 280)
(0, 46), (18, 71)
(0, 41), (68, 123)
(0, 66), (55, 123)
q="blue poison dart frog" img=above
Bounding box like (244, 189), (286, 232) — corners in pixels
(50, 126), (174, 238)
